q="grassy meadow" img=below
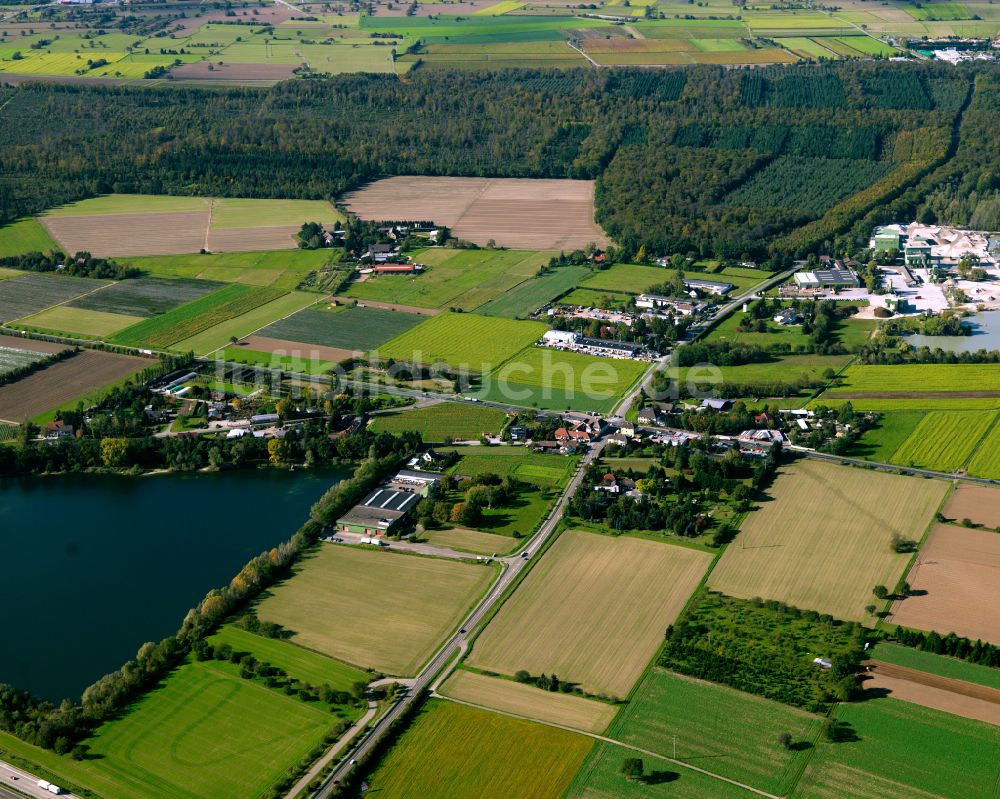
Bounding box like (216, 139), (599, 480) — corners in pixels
(369, 402), (509, 441)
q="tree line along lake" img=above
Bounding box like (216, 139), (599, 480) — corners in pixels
(0, 467), (348, 702)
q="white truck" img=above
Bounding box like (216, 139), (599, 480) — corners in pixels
(359, 537), (387, 547)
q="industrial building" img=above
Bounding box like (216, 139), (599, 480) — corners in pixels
(793, 267), (860, 289)
(336, 470), (442, 537)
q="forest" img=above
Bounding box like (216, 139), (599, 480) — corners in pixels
(0, 62), (993, 259)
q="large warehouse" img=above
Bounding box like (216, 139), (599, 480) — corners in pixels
(336, 470), (442, 536)
(793, 267), (860, 289)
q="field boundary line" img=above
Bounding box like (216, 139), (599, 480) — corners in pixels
(435, 694), (781, 799)
(204, 198), (215, 252)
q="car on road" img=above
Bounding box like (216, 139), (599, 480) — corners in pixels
(520, 551), (530, 559)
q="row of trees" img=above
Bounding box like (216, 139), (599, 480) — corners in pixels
(0, 250), (139, 280)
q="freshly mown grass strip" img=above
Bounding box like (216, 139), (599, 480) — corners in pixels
(362, 700), (592, 799)
(440, 669), (617, 734)
(110, 284), (284, 348)
(256, 545), (494, 676)
(888, 411), (996, 471)
(375, 312), (548, 371)
(847, 410), (924, 462)
(468, 531), (712, 698)
(791, 698), (998, 799)
(966, 418), (1000, 479)
(708, 459), (947, 621)
(0, 218), (60, 257)
(260, 304), (424, 351)
(870, 642), (1000, 691)
(477, 264), (589, 318)
(18, 306), (143, 338)
(207, 624), (370, 691)
(69, 277), (224, 317)
(0, 658), (333, 799)
(609, 668), (822, 796)
(369, 402), (508, 441)
(171, 291), (316, 355)
(423, 527), (520, 555)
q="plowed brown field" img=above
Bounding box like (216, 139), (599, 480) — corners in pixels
(863, 660), (1000, 726)
(943, 484), (1000, 529)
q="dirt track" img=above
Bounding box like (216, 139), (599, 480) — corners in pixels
(863, 660), (1000, 726)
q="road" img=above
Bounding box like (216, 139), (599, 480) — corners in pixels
(286, 701), (378, 799)
(309, 440), (605, 798)
(790, 445), (1000, 486)
(0, 761), (79, 799)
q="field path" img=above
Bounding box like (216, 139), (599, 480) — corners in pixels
(8, 280), (114, 326)
(204, 198), (216, 252)
(567, 39), (600, 67)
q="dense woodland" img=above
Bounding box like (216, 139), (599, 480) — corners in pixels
(0, 62), (996, 259)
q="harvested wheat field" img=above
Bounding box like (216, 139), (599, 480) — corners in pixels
(863, 661), (1000, 727)
(467, 530), (712, 698)
(943, 485), (1000, 529)
(709, 460), (947, 622)
(44, 212), (208, 257)
(206, 226), (298, 252)
(340, 176), (610, 250)
(0, 349), (148, 422)
(439, 669), (617, 734)
(890, 524), (1000, 645)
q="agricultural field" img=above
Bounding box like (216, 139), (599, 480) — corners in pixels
(0, 349), (147, 422)
(369, 402), (509, 441)
(219, 347), (337, 376)
(0, 218), (59, 257)
(888, 411), (996, 471)
(870, 642), (1000, 691)
(444, 445), (577, 488)
(0, 658), (335, 799)
(708, 460), (947, 621)
(439, 669), (618, 734)
(558, 287), (634, 312)
(966, 420), (1000, 479)
(941, 483), (1000, 528)
(0, 272), (109, 323)
(483, 345), (648, 413)
(791, 698), (999, 799)
(468, 530), (712, 697)
(39, 194), (341, 257)
(707, 303), (875, 351)
(847, 410), (924, 461)
(476, 264), (589, 318)
(343, 248), (551, 311)
(423, 527), (521, 556)
(109, 284), (285, 349)
(256, 545), (494, 676)
(258, 304), (424, 352)
(0, 345), (45, 377)
(820, 363), (1000, 410)
(579, 263), (680, 295)
(375, 313), (548, 371)
(127, 249), (336, 292)
(361, 700), (593, 799)
(609, 668), (822, 796)
(890, 523), (1000, 645)
(340, 177), (608, 251)
(18, 306), (143, 338)
(676, 353), (852, 396)
(70, 277), (225, 317)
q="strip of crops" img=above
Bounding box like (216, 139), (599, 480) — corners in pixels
(889, 411), (996, 471)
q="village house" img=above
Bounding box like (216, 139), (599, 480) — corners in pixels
(773, 308), (801, 326)
(44, 421), (74, 439)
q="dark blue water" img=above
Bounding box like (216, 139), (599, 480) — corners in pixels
(0, 468), (346, 702)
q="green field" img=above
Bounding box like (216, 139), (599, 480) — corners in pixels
(966, 418), (1000, 478)
(256, 545), (494, 676)
(363, 700), (592, 799)
(477, 264), (589, 318)
(444, 445), (577, 488)
(847, 410), (924, 461)
(127, 249), (335, 292)
(870, 642), (1000, 690)
(259, 304), (424, 351)
(0, 273), (110, 323)
(484, 345), (648, 413)
(609, 668), (822, 796)
(369, 402), (508, 441)
(888, 411), (996, 471)
(343, 248), (551, 311)
(792, 698), (999, 799)
(677, 353), (852, 394)
(903, 1), (970, 20)
(579, 263), (679, 295)
(220, 347), (336, 375)
(171, 291), (318, 355)
(825, 363), (1000, 397)
(70, 277), (224, 317)
(558, 287), (634, 311)
(207, 624), (370, 691)
(19, 306), (143, 338)
(708, 304), (875, 351)
(566, 740), (761, 799)
(109, 284), (283, 348)
(375, 312), (548, 371)
(0, 659), (334, 799)
(0, 218), (59, 257)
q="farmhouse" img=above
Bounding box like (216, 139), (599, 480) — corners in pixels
(793, 267), (860, 289)
(684, 278), (733, 296)
(363, 244), (401, 263)
(336, 469), (442, 536)
(44, 421), (74, 439)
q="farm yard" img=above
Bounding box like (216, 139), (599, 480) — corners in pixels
(467, 530), (712, 697)
(439, 669), (618, 734)
(255, 545), (495, 676)
(609, 669), (822, 796)
(0, 349), (147, 422)
(39, 195), (342, 257)
(258, 304), (424, 353)
(708, 460), (947, 621)
(361, 700), (593, 799)
(889, 523), (1000, 645)
(0, 658), (337, 799)
(340, 177), (608, 250)
(342, 248), (552, 312)
(374, 313), (548, 371)
(369, 402), (509, 441)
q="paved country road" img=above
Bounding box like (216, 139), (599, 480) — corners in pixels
(0, 761), (79, 799)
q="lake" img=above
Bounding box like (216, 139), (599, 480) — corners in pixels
(0, 467), (347, 702)
(905, 311), (1000, 353)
